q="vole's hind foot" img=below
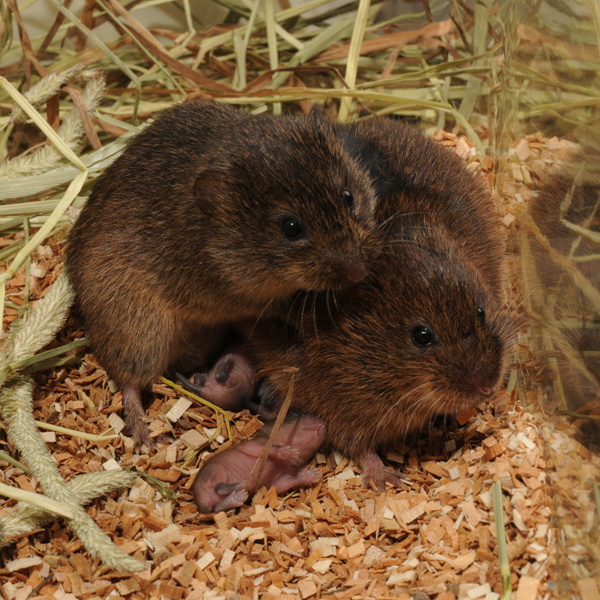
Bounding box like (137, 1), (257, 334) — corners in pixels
(127, 419), (157, 452)
(154, 433), (174, 446)
(297, 467), (322, 485)
(214, 489), (249, 512)
(267, 445), (302, 466)
(359, 450), (410, 491)
(122, 384), (157, 452)
(214, 481), (245, 495)
(273, 467), (322, 495)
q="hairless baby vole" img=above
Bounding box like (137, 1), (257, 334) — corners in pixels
(176, 342), (256, 412)
(193, 413), (326, 513)
(66, 100), (380, 448)
(247, 119), (515, 489)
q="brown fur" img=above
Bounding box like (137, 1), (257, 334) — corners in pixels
(65, 101), (380, 447)
(338, 118), (505, 293)
(246, 119), (514, 489)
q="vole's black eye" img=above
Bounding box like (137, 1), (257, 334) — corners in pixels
(477, 307), (485, 325)
(280, 216), (305, 240)
(342, 190), (354, 208)
(411, 325), (435, 347)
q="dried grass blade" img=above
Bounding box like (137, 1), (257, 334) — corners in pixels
(319, 18), (455, 62)
(10, 338), (88, 370)
(232, 29), (247, 90)
(47, 0), (141, 117)
(521, 212), (600, 313)
(109, 0), (232, 92)
(271, 18), (355, 88)
(34, 421), (118, 442)
(160, 376), (232, 441)
(0, 482), (74, 519)
(458, 0), (488, 119)
(250, 367), (297, 487)
(264, 0), (280, 113)
(560, 219), (600, 245)
(199, 0), (349, 55)
(338, 0), (371, 122)
(492, 480), (512, 599)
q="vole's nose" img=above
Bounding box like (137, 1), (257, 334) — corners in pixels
(477, 383), (499, 396)
(344, 261), (368, 283)
(325, 252), (370, 285)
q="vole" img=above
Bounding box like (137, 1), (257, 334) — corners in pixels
(66, 100), (380, 448)
(250, 225), (514, 489)
(245, 119), (514, 489)
(193, 413), (325, 513)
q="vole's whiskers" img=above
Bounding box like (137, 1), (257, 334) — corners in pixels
(298, 291), (311, 343)
(311, 293), (320, 345)
(243, 294), (280, 351)
(376, 211), (425, 231)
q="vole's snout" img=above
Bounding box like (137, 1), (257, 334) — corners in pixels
(477, 382), (499, 396)
(343, 261), (368, 284)
(326, 252), (369, 284)
(472, 372), (500, 397)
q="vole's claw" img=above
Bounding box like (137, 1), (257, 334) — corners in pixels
(359, 449), (410, 491)
(176, 371), (206, 395)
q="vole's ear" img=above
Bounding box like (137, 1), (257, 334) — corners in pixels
(193, 169), (229, 206)
(308, 104), (334, 125)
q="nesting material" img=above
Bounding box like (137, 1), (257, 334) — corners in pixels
(1, 131), (598, 597)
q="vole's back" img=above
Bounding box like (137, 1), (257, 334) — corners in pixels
(339, 119), (504, 293)
(65, 101), (381, 446)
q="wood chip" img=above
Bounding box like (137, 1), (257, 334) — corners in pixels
(577, 579), (600, 600)
(180, 429), (209, 449)
(196, 551), (216, 570)
(400, 501), (426, 524)
(452, 551), (476, 570)
(108, 412), (125, 434)
(484, 441), (506, 461)
(165, 397), (193, 422)
(515, 576), (540, 600)
(102, 458), (121, 471)
(5, 557), (42, 571)
(298, 579), (317, 599)
(421, 461), (445, 477)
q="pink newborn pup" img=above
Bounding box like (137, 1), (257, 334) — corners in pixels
(193, 414), (326, 513)
(177, 342), (256, 412)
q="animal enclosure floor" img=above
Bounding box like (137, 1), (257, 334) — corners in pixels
(0, 133), (596, 600)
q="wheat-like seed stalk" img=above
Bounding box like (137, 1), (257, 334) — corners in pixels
(0, 270), (74, 385)
(0, 470), (138, 545)
(8, 64), (86, 123)
(0, 69), (105, 178)
(0, 270), (144, 573)
(0, 376), (145, 572)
